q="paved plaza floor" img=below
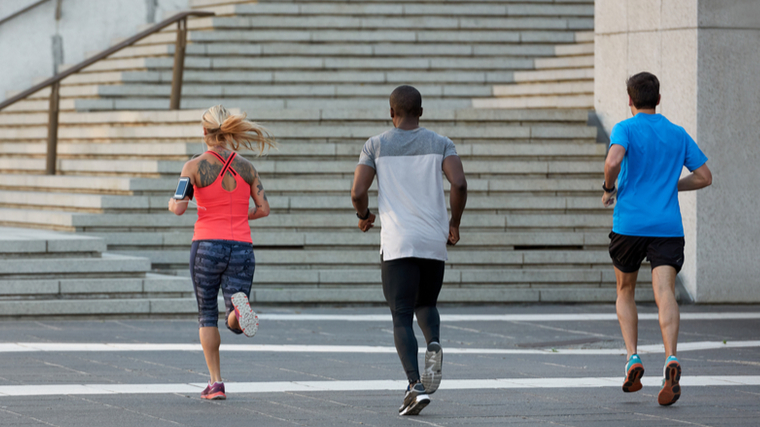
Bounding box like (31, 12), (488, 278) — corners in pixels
(1, 304), (759, 426)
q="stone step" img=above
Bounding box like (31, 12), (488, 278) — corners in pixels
(0, 108), (589, 125)
(492, 81), (594, 97)
(190, 0), (256, 8)
(0, 174), (603, 197)
(0, 253), (150, 278)
(132, 28), (583, 48)
(555, 42), (595, 56)
(58, 69), (518, 87)
(114, 248), (614, 268)
(0, 141), (605, 160)
(1, 99), (78, 114)
(0, 158), (603, 177)
(93, 230), (609, 249)
(0, 273), (190, 298)
(186, 15), (593, 32)
(0, 209), (610, 232)
(0, 190), (607, 213)
(0, 174), (169, 195)
(0, 284), (653, 315)
(534, 54), (594, 70)
(210, 3), (594, 18)
(0, 123), (596, 141)
(71, 56), (540, 74)
(70, 97), (476, 112)
(169, 267), (630, 288)
(513, 67), (594, 83)
(574, 31), (594, 43)
(6, 266), (637, 297)
(472, 94), (594, 109)
(28, 83), (497, 100)
(106, 42), (562, 60)
(0, 227), (106, 256)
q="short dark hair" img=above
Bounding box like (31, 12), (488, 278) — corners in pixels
(626, 72), (660, 109)
(390, 85), (422, 118)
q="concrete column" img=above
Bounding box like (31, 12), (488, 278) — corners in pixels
(594, 0), (760, 302)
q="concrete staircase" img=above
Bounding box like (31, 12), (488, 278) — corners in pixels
(9, 0), (596, 113)
(0, 227), (190, 317)
(0, 0), (654, 312)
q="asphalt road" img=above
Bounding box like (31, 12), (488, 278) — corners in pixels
(1, 304), (759, 427)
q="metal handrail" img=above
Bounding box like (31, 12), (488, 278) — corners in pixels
(0, 0), (54, 27)
(0, 10), (214, 174)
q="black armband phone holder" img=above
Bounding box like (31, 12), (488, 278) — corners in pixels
(173, 177), (194, 200)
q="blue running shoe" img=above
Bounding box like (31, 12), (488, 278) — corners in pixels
(622, 354), (645, 393)
(658, 356), (682, 406)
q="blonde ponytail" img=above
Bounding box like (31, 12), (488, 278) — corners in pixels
(201, 105), (277, 156)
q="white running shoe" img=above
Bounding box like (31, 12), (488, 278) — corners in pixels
(421, 342), (443, 394)
(230, 292), (258, 337)
(398, 382), (430, 416)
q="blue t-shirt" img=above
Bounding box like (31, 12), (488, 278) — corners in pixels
(610, 113), (708, 237)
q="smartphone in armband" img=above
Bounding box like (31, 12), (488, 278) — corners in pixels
(173, 177), (194, 200)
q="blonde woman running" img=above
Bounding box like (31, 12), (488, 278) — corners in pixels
(168, 105), (276, 400)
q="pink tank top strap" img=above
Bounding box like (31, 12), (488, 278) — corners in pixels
(206, 150), (225, 163)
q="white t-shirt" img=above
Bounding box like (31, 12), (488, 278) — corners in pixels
(358, 127), (458, 261)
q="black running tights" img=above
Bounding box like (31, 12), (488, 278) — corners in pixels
(381, 256), (445, 383)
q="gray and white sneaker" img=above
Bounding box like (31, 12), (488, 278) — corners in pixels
(399, 382), (430, 416)
(421, 342), (443, 394)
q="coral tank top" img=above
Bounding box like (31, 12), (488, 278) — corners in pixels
(192, 151), (252, 243)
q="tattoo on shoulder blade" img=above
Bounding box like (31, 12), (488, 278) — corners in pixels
(197, 159), (222, 188)
(233, 156), (256, 186)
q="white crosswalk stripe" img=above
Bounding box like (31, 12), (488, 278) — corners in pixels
(2, 376), (760, 397)
(256, 312), (760, 322)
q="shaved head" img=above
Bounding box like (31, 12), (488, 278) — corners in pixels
(390, 85), (422, 118)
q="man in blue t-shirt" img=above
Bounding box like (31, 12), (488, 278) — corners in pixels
(602, 72), (712, 406)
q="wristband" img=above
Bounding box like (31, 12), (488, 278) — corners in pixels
(356, 209), (371, 220)
(602, 181), (616, 193)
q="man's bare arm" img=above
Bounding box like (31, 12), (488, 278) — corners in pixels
(442, 156), (467, 245)
(678, 163), (712, 191)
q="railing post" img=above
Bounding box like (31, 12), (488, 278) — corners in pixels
(45, 81), (60, 175)
(170, 17), (187, 110)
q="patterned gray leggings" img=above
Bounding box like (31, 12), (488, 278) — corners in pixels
(190, 240), (255, 333)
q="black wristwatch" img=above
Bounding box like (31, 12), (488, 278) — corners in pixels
(602, 182), (616, 193)
(356, 209), (371, 220)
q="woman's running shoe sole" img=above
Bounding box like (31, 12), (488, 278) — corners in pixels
(231, 292), (258, 337)
(622, 363), (644, 393)
(421, 342), (443, 394)
(658, 361), (682, 406)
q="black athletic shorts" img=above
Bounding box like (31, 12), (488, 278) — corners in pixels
(608, 231), (685, 273)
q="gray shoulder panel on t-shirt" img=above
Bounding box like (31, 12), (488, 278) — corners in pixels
(372, 128), (456, 158)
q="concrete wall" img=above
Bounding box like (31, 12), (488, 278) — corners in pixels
(595, 0), (760, 302)
(0, 0), (188, 101)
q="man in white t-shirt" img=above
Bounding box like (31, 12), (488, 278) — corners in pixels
(351, 85), (468, 416)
